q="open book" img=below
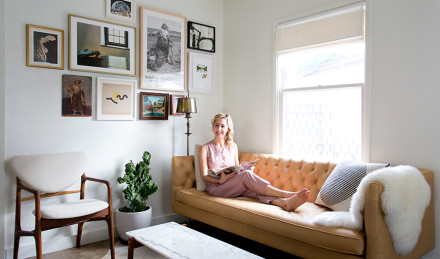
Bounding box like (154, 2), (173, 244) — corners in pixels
(208, 158), (259, 179)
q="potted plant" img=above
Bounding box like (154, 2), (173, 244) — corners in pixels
(115, 151), (159, 242)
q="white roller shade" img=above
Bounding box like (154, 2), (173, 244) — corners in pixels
(276, 3), (365, 52)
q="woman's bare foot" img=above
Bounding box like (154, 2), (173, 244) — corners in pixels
(271, 188), (310, 212)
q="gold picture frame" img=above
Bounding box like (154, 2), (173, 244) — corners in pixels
(139, 7), (186, 91)
(26, 24), (64, 70)
(68, 14), (136, 76)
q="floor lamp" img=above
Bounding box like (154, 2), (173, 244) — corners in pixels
(176, 96), (197, 156)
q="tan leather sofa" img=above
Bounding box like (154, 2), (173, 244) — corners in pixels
(172, 152), (435, 258)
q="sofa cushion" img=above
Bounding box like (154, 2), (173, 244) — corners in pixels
(176, 188), (365, 255)
(315, 160), (389, 211)
(194, 144), (207, 191)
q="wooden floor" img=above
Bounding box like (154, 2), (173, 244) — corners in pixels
(27, 220), (300, 259)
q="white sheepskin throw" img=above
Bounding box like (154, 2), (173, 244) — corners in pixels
(313, 165), (431, 255)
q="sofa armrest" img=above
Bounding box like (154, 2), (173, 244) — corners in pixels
(364, 169), (434, 259)
(172, 155), (196, 211)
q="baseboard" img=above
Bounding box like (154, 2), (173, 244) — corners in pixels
(5, 213), (188, 259)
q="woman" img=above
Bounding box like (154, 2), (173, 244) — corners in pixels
(199, 113), (310, 212)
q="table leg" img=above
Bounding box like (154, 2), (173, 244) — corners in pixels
(128, 236), (143, 259)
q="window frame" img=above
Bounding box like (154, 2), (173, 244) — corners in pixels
(273, 1), (370, 162)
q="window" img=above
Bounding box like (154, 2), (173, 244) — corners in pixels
(275, 3), (366, 161)
(103, 27), (129, 48)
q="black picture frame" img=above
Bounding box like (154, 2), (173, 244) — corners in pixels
(187, 21), (215, 53)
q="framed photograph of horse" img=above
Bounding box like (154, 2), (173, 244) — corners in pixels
(139, 7), (186, 91)
(188, 21), (215, 53)
(26, 24), (64, 70)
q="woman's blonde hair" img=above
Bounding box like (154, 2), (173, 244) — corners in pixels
(211, 113), (234, 147)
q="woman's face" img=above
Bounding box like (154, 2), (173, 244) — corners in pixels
(212, 118), (229, 138)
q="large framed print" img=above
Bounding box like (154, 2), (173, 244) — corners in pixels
(69, 14), (136, 76)
(188, 21), (215, 53)
(188, 52), (214, 94)
(26, 24), (64, 70)
(140, 7), (186, 91)
(97, 77), (136, 120)
(139, 92), (169, 120)
(106, 0), (136, 23)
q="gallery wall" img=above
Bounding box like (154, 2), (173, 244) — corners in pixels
(2, 0), (223, 258)
(223, 0), (440, 258)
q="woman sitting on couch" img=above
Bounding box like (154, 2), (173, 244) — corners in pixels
(199, 113), (310, 212)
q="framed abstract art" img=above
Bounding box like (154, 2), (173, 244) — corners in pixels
(97, 77), (136, 120)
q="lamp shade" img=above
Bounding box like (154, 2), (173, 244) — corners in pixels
(176, 97), (197, 113)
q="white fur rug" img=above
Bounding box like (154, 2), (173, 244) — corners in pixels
(313, 165), (430, 255)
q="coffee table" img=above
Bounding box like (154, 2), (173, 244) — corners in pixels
(126, 222), (263, 259)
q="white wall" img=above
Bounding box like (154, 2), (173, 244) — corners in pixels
(223, 0), (440, 258)
(2, 0), (223, 258)
(1, 0), (6, 257)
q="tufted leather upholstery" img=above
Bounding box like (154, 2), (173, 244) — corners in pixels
(172, 152), (435, 258)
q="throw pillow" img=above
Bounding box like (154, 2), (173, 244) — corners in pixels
(194, 144), (207, 192)
(315, 160), (389, 211)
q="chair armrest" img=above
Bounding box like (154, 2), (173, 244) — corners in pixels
(364, 169), (435, 259)
(80, 174), (113, 206)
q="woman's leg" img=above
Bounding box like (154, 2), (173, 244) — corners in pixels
(269, 189), (310, 212)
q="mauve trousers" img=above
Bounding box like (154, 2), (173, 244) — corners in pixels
(206, 170), (276, 204)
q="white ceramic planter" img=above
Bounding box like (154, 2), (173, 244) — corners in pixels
(115, 206), (152, 241)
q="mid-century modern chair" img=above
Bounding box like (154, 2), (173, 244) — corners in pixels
(9, 151), (115, 259)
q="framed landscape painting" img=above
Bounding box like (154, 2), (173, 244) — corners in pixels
(139, 92), (169, 120)
(106, 0), (136, 23)
(69, 14), (136, 76)
(140, 7), (186, 91)
(26, 24), (64, 69)
(97, 77), (136, 120)
(188, 21), (215, 53)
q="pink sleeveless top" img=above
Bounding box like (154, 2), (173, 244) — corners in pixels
(205, 141), (236, 170)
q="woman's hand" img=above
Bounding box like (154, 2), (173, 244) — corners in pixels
(218, 171), (236, 184)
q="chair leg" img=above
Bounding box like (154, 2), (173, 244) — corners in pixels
(76, 222), (84, 248)
(35, 232), (43, 259)
(107, 215), (115, 259)
(13, 234), (20, 259)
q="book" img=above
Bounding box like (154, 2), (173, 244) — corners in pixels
(208, 158), (259, 179)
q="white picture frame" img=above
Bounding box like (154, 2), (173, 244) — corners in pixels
(105, 0), (136, 24)
(97, 77), (136, 120)
(188, 52), (214, 94)
(140, 6), (186, 91)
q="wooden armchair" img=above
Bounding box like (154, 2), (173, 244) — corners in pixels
(9, 152), (115, 259)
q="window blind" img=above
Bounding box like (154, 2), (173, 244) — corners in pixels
(276, 3), (365, 52)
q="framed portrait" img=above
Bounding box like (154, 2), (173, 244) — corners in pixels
(26, 24), (64, 69)
(62, 74), (92, 117)
(69, 14), (136, 76)
(188, 21), (215, 53)
(170, 94), (184, 115)
(106, 0), (136, 23)
(97, 77), (136, 120)
(188, 52), (215, 94)
(140, 7), (186, 91)
(139, 92), (169, 120)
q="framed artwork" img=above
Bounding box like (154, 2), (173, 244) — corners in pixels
(188, 21), (215, 53)
(170, 94), (184, 115)
(97, 77), (136, 120)
(188, 52), (215, 94)
(139, 92), (169, 120)
(26, 24), (64, 69)
(68, 14), (136, 76)
(62, 74), (92, 117)
(106, 0), (136, 23)
(140, 7), (186, 91)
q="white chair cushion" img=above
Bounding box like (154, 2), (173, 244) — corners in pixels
(10, 152), (87, 193)
(35, 199), (109, 219)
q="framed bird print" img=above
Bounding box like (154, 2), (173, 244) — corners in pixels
(26, 24), (64, 69)
(97, 77), (136, 120)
